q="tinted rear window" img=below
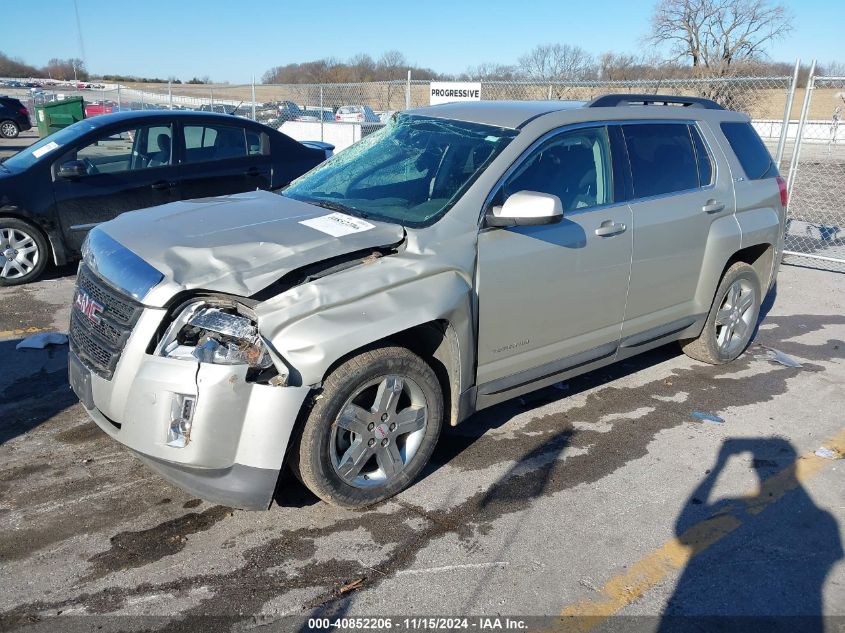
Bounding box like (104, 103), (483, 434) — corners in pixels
(623, 123), (699, 198)
(720, 122), (777, 180)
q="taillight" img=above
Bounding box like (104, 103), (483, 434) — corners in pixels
(776, 175), (788, 208)
(335, 114), (341, 121)
(18, 107), (28, 116)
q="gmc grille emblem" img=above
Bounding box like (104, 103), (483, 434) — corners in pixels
(75, 289), (104, 325)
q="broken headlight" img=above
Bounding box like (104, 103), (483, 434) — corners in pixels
(157, 301), (279, 378)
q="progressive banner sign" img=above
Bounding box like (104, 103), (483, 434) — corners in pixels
(429, 82), (482, 105)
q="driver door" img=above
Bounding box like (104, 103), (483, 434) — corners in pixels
(52, 122), (181, 252)
(475, 125), (633, 401)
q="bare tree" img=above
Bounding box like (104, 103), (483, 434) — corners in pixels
(649, 0), (792, 76)
(518, 44), (596, 81)
(820, 60), (845, 77)
(0, 52), (41, 79)
(348, 53), (377, 81)
(44, 57), (89, 81)
(461, 62), (519, 81)
(377, 50), (408, 79)
(599, 52), (640, 80)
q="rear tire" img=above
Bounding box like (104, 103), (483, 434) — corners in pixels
(681, 262), (761, 364)
(0, 218), (49, 286)
(293, 346), (443, 508)
(0, 120), (20, 139)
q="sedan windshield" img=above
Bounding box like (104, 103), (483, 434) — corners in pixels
(283, 114), (518, 227)
(2, 119), (101, 172)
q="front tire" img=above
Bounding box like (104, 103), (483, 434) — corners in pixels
(0, 120), (20, 139)
(0, 218), (49, 286)
(294, 346), (444, 508)
(681, 262), (761, 364)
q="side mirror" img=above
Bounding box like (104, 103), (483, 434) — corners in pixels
(57, 160), (87, 179)
(486, 190), (563, 227)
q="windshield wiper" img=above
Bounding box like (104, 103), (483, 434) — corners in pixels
(300, 197), (370, 219)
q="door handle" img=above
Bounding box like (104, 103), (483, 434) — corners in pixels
(702, 199), (726, 214)
(151, 180), (175, 190)
(244, 167), (261, 177)
(594, 221), (627, 237)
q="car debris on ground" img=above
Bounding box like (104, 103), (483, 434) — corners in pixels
(691, 411), (725, 424)
(15, 332), (68, 349)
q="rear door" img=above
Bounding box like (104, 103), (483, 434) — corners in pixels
(177, 120), (272, 199)
(620, 121), (735, 340)
(52, 121), (180, 252)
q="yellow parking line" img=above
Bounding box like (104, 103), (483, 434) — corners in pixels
(558, 427), (845, 631)
(0, 326), (51, 340)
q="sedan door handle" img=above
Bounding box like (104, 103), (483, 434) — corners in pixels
(244, 167), (261, 177)
(151, 180), (175, 190)
(594, 221), (627, 237)
(702, 199), (726, 214)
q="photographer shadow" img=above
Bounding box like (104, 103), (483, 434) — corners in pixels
(658, 437), (843, 633)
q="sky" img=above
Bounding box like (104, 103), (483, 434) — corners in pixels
(0, 0), (840, 83)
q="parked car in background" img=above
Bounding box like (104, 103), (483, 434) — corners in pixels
(0, 110), (332, 284)
(0, 96), (31, 138)
(65, 95), (786, 510)
(335, 105), (380, 123)
(295, 108), (335, 123)
(84, 100), (119, 117)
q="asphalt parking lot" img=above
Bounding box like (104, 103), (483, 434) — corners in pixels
(0, 262), (843, 632)
(0, 128), (38, 159)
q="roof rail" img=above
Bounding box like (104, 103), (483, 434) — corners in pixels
(586, 94), (725, 110)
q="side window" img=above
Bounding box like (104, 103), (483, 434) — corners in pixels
(183, 124), (248, 163)
(689, 125), (713, 186)
(143, 126), (173, 168)
(75, 124), (172, 174)
(720, 121), (777, 180)
(245, 129), (266, 155)
(503, 126), (613, 212)
(623, 123), (698, 198)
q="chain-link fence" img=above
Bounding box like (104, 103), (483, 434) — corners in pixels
(782, 75), (845, 272)
(3, 74), (795, 130)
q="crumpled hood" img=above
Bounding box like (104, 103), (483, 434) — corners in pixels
(97, 190), (405, 305)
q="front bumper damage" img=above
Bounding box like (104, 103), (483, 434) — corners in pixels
(77, 310), (311, 510)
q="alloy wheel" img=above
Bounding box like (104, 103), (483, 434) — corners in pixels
(714, 278), (756, 356)
(0, 122), (18, 138)
(330, 375), (428, 487)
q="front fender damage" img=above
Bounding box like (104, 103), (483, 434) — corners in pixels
(254, 255), (474, 390)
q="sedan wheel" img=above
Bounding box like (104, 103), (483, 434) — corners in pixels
(0, 220), (48, 285)
(1, 227), (40, 279)
(0, 121), (19, 139)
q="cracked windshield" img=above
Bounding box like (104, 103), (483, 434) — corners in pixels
(283, 114), (518, 226)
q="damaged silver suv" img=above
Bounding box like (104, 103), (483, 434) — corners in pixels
(69, 94), (787, 509)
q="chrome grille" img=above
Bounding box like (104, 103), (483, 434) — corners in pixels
(69, 264), (143, 380)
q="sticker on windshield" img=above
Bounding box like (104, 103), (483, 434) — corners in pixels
(31, 141), (60, 159)
(299, 213), (376, 237)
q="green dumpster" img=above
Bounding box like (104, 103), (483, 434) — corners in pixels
(35, 97), (85, 137)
